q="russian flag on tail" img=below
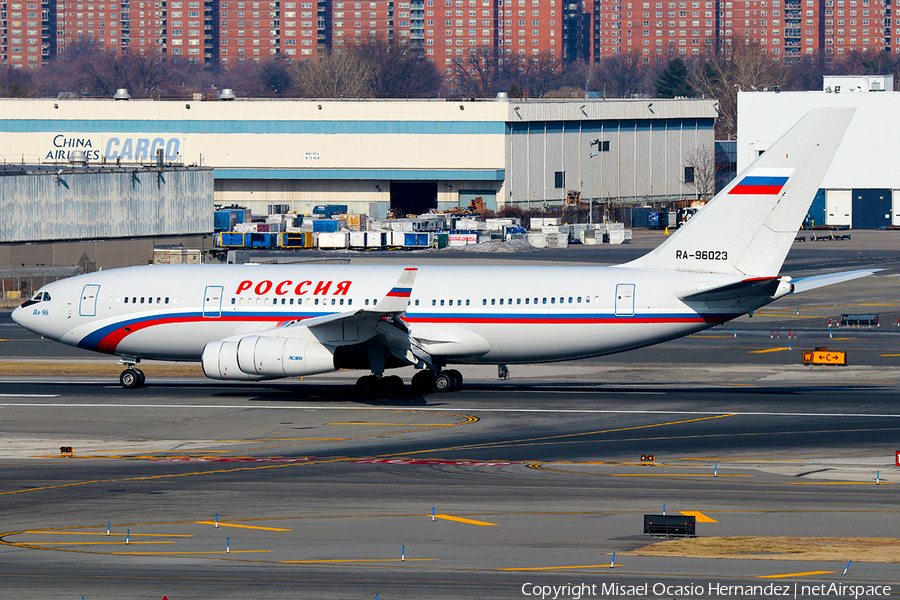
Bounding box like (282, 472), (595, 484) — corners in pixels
(728, 167), (794, 195)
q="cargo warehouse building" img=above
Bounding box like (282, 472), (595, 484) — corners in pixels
(737, 76), (900, 229)
(0, 96), (717, 221)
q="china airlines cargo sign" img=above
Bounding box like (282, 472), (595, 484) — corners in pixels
(42, 133), (184, 163)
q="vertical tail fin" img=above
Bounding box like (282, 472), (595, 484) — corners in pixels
(625, 107), (855, 278)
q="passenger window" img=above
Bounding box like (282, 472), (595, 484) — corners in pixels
(568, 297), (573, 303)
(290, 298), (294, 305)
(415, 299), (420, 306)
(491, 299), (496, 305)
(440, 300), (445, 306)
(340, 299), (344, 305)
(517, 298), (521, 305)
(157, 297), (161, 304)
(124, 297), (129, 304)
(432, 299), (437, 306)
(585, 296), (590, 303)
(551, 298), (556, 304)
(231, 298), (236, 305)
(365, 299), (370, 305)
(331, 299), (336, 305)
(116, 297), (121, 303)
(577, 296), (582, 303)
(483, 299), (487, 305)
(542, 298), (547, 304)
(165, 297), (170, 303)
(499, 299), (504, 305)
(466, 299), (470, 306)
(508, 298), (512, 305)
(140, 297), (145, 303)
(348, 299), (352, 306)
(534, 298), (538, 304)
(525, 298), (529, 305)
(315, 299), (319, 305)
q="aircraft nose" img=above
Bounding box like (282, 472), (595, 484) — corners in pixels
(11, 304), (25, 326)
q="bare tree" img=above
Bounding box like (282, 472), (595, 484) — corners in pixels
(291, 49), (374, 98)
(692, 36), (791, 139)
(591, 55), (650, 98)
(682, 144), (718, 201)
(357, 39), (443, 98)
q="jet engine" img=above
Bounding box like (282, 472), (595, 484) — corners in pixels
(201, 335), (337, 380)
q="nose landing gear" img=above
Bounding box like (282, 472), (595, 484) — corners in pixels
(118, 358), (145, 389)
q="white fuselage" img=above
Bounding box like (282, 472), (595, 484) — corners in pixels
(12, 263), (764, 366)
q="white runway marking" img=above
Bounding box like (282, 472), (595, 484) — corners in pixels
(0, 403), (898, 419)
(0, 394), (60, 398)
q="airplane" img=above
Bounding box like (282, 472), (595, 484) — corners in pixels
(12, 107), (876, 394)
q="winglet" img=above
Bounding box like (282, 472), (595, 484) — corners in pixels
(373, 268), (418, 313)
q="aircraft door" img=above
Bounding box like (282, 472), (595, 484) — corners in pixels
(79, 284), (100, 317)
(203, 286), (224, 318)
(614, 284), (635, 316)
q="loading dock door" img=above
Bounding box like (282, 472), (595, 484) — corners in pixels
(615, 284), (635, 316)
(79, 284), (100, 317)
(825, 190), (852, 227)
(852, 189), (891, 229)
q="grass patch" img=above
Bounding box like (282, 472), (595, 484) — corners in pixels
(628, 537), (900, 563)
(0, 361), (203, 377)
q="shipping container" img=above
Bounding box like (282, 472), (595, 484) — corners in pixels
(214, 211), (237, 232)
(312, 219), (346, 233)
(279, 232), (313, 248)
(249, 232), (277, 248)
(366, 231), (389, 248)
(219, 232), (248, 247)
(153, 248), (202, 264)
(317, 232), (350, 249)
(313, 204), (348, 217)
(527, 232), (546, 248)
(349, 231), (367, 248)
(391, 232), (433, 248)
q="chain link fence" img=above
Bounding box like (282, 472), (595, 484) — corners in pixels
(0, 266), (84, 301)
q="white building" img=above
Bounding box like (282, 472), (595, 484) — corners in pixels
(0, 97), (716, 219)
(738, 81), (900, 228)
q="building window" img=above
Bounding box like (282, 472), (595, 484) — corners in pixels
(554, 171), (565, 188)
(684, 166), (695, 183)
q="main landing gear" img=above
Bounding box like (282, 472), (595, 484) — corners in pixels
(355, 369), (463, 397)
(118, 359), (145, 389)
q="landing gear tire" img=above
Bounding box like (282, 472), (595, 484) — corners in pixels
(120, 368), (144, 389)
(356, 375), (378, 395)
(379, 375), (404, 396)
(411, 370), (436, 393)
(434, 372), (455, 393)
(445, 369), (463, 391)
(135, 369), (145, 387)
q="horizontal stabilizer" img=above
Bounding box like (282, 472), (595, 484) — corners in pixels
(791, 269), (881, 294)
(678, 277), (786, 303)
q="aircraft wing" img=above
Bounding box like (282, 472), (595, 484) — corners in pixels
(275, 267), (420, 331)
(790, 269), (882, 294)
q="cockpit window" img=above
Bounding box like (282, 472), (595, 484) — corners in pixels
(30, 292), (43, 302)
(42, 292), (51, 301)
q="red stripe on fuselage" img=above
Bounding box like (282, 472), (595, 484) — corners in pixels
(729, 185), (783, 195)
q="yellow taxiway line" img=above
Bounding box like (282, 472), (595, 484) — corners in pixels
(499, 564), (616, 571)
(758, 571), (836, 579)
(679, 511), (718, 523)
(434, 515), (498, 526)
(195, 521), (292, 531)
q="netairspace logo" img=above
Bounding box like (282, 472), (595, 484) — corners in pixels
(520, 582), (893, 599)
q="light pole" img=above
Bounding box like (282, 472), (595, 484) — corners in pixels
(589, 138), (600, 224)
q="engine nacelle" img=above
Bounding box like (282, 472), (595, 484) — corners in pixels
(201, 340), (269, 381)
(236, 335), (337, 377)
